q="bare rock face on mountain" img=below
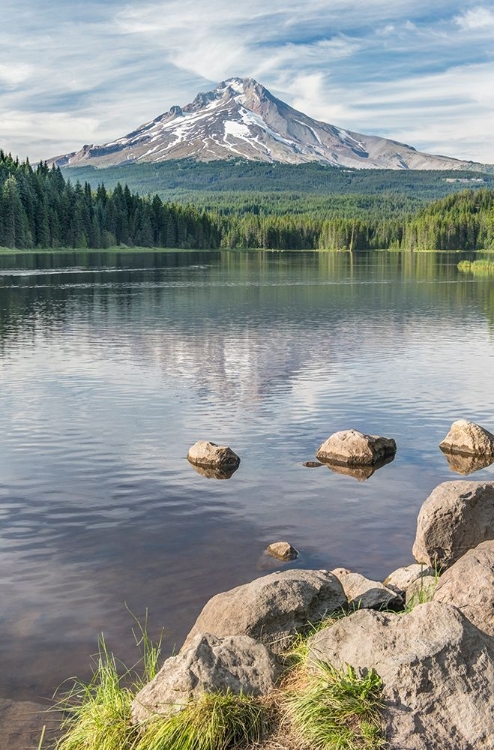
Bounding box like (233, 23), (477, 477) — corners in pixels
(308, 602), (494, 750)
(51, 77), (483, 170)
(316, 429), (396, 466)
(433, 540), (494, 637)
(131, 633), (280, 723)
(440, 419), (494, 457)
(412, 481), (494, 569)
(182, 569), (346, 654)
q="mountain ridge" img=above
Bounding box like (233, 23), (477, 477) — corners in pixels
(51, 77), (489, 171)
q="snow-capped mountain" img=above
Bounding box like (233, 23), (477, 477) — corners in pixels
(53, 78), (483, 170)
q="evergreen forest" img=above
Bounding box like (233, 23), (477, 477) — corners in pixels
(1, 151), (494, 252)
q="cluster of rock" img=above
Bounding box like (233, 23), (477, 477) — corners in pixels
(187, 420), (494, 485)
(131, 479), (494, 749)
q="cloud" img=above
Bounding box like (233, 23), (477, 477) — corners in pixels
(455, 7), (494, 30)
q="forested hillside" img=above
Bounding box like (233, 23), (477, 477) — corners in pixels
(1, 151), (494, 251)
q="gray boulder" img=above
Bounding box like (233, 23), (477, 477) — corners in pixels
(187, 441), (240, 469)
(316, 429), (396, 466)
(384, 564), (433, 594)
(439, 419), (494, 457)
(412, 480), (494, 569)
(182, 569), (347, 654)
(433, 540), (494, 637)
(131, 633), (279, 723)
(331, 568), (402, 610)
(308, 602), (494, 750)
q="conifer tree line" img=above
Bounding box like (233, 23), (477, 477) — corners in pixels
(1, 151), (494, 251)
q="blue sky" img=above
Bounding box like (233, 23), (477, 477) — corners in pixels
(1, 0), (494, 163)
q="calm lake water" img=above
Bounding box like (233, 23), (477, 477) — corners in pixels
(1, 249), (494, 702)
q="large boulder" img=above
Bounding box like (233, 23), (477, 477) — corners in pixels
(412, 481), (494, 569)
(187, 441), (240, 470)
(182, 569), (347, 654)
(316, 429), (396, 466)
(331, 568), (402, 610)
(439, 419), (494, 457)
(308, 602), (494, 750)
(131, 633), (279, 723)
(384, 564), (433, 594)
(433, 540), (494, 637)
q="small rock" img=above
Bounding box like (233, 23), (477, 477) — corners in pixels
(266, 542), (298, 561)
(405, 575), (437, 607)
(303, 461), (324, 468)
(187, 440), (240, 469)
(131, 633), (280, 723)
(433, 540), (494, 637)
(331, 567), (403, 610)
(412, 480), (494, 569)
(316, 429), (396, 466)
(384, 564), (433, 593)
(308, 602), (494, 750)
(439, 419), (494, 457)
(182, 569), (347, 654)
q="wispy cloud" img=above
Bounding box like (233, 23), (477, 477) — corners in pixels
(0, 0), (493, 163)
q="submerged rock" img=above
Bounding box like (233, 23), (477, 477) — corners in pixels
(182, 569), (346, 654)
(331, 568), (402, 610)
(442, 450), (494, 475)
(412, 480), (494, 569)
(323, 453), (394, 481)
(316, 429), (396, 466)
(308, 602), (494, 750)
(266, 541), (298, 561)
(131, 633), (280, 723)
(187, 440), (240, 469)
(439, 419), (494, 457)
(0, 699), (62, 750)
(433, 540), (494, 637)
(303, 460), (324, 468)
(189, 462), (238, 479)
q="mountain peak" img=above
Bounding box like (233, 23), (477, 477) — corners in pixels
(51, 78), (483, 171)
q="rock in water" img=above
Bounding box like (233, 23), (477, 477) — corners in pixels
(266, 542), (298, 561)
(433, 540), (494, 637)
(412, 480), (494, 569)
(308, 602), (494, 750)
(331, 568), (402, 610)
(316, 429), (396, 466)
(131, 633), (280, 723)
(187, 440), (240, 469)
(182, 569), (346, 654)
(439, 419), (494, 456)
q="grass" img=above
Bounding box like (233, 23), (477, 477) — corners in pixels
(134, 691), (271, 750)
(283, 661), (385, 750)
(47, 608), (386, 750)
(458, 258), (494, 274)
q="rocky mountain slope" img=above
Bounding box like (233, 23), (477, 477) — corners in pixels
(53, 77), (485, 171)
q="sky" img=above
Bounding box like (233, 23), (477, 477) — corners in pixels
(1, 0), (494, 164)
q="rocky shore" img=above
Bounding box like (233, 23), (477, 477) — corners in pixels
(4, 470), (494, 749)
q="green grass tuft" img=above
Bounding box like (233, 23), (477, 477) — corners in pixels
(134, 690), (270, 750)
(284, 661), (386, 750)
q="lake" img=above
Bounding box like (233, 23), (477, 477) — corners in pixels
(0, 249), (493, 702)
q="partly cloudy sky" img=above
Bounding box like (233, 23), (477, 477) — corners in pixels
(1, 0), (494, 163)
